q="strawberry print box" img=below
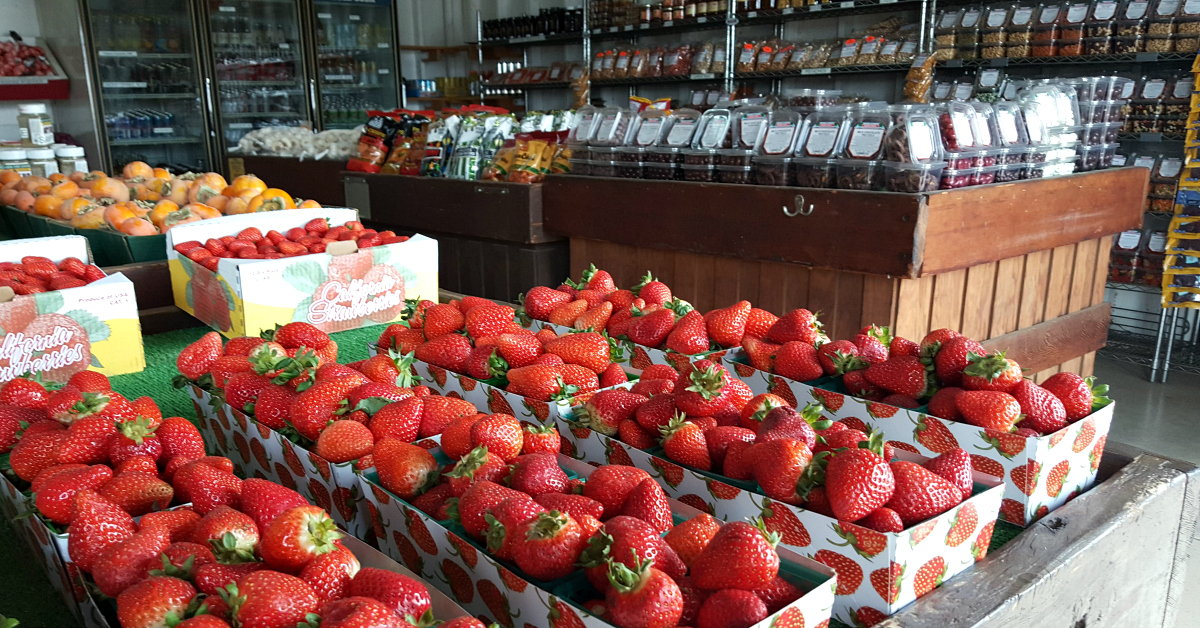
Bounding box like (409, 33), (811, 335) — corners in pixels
(0, 235), (145, 383)
(165, 208), (438, 338)
(360, 453), (837, 628)
(367, 343), (589, 425)
(519, 318), (729, 375)
(720, 352), (1115, 526)
(556, 416), (1003, 625)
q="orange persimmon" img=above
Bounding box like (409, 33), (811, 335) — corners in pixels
(70, 204), (106, 229)
(33, 194), (63, 218)
(204, 194), (229, 213)
(298, 199), (321, 209)
(122, 161), (153, 180)
(59, 197), (96, 220)
(0, 188), (17, 206)
(187, 203), (221, 219)
(78, 171), (106, 189)
(187, 173), (227, 204)
(48, 172), (67, 184)
(148, 200), (178, 228)
(20, 177), (52, 195)
(152, 167), (171, 180)
(161, 206), (205, 232)
(104, 204), (138, 230)
(50, 179), (79, 200)
(14, 190), (34, 212)
(0, 170), (20, 186)
(226, 174), (268, 197)
(120, 217), (158, 235)
(91, 177), (130, 203)
(246, 188), (295, 212)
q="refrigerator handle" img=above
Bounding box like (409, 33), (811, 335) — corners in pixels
(203, 77), (217, 138)
(309, 78), (319, 125)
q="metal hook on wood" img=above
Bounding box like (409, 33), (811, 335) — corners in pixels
(783, 195), (814, 217)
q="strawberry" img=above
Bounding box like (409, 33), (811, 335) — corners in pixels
(173, 459), (242, 514)
(494, 332), (543, 369)
(415, 333), (473, 373)
(629, 376), (674, 397)
(58, 415), (117, 464)
(421, 304), (466, 339)
(923, 448), (974, 501)
(739, 307), (776, 340)
(547, 299), (588, 327)
(484, 494), (545, 559)
(524, 286), (573, 320)
(470, 413), (523, 461)
(116, 576), (197, 628)
(691, 520), (780, 591)
(962, 352), (1023, 392)
(509, 452), (569, 496)
(927, 387), (964, 420)
(108, 416), (163, 465)
(439, 413), (486, 460)
(919, 328), (961, 358)
(632, 272), (673, 306)
(99, 471), (175, 516)
(465, 305), (516, 339)
(581, 515), (687, 592)
(223, 571), (319, 628)
(93, 526), (173, 597)
(704, 426), (756, 469)
(705, 301), (751, 348)
(858, 507), (904, 533)
(9, 429), (67, 481)
(605, 558), (683, 628)
(773, 341), (824, 382)
(317, 420), (375, 463)
(191, 505), (259, 563)
(419, 395), (478, 437)
(749, 439), (811, 505)
(739, 335), (779, 372)
(660, 414), (712, 470)
(606, 303), (643, 337)
(663, 513), (720, 568)
(695, 589), (767, 628)
(933, 336), (986, 386)
(816, 340), (860, 376)
(583, 465), (652, 515)
(157, 416), (205, 461)
(620, 477), (673, 533)
(116, 455), (159, 475)
(766, 309), (822, 345)
(756, 404), (823, 447)
(576, 301), (615, 331)
(864, 356), (930, 398)
(349, 566), (432, 621)
(885, 461), (963, 525)
(674, 361), (728, 417)
(36, 464), (112, 525)
(177, 332), (223, 380)
(238, 478), (310, 531)
(139, 509), (202, 544)
(368, 397), (422, 443)
(737, 393), (785, 431)
(444, 445), (507, 496)
(289, 375), (363, 441)
(888, 336), (919, 357)
(599, 363), (629, 389)
(581, 388), (648, 436)
(956, 390), (1022, 431)
(69, 490), (138, 572)
(579, 264), (616, 293)
(545, 332), (613, 374)
(666, 310), (711, 355)
(0, 379), (49, 412)
(536, 492), (605, 521)
(1011, 379), (1067, 434)
(319, 597), (406, 628)
(146, 541), (217, 580)
(825, 443), (895, 521)
(513, 510), (585, 580)
(626, 307), (676, 347)
(194, 562), (264, 597)
(131, 396), (163, 425)
(1041, 372), (1109, 420)
(374, 439), (438, 500)
(259, 504), (343, 571)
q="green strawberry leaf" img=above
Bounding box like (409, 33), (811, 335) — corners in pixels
(282, 261), (325, 294)
(292, 296), (314, 323)
(178, 255), (194, 279)
(371, 245), (391, 266)
(65, 309), (110, 343)
(220, 280), (235, 311)
(90, 354), (103, 368)
(33, 291), (63, 315)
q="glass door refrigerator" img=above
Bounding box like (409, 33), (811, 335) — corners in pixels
(311, 0), (400, 129)
(204, 0), (315, 153)
(82, 0), (214, 172)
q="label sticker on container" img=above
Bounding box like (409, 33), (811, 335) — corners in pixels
(962, 8), (982, 26)
(953, 83), (975, 100)
(739, 113), (767, 147)
(1125, 0), (1150, 18)
(951, 111), (976, 146)
(1186, 0), (1200, 14)
(997, 109), (1020, 143)
(987, 8), (1009, 26)
(152, 127), (173, 134)
(970, 112), (994, 146)
(1134, 155), (1158, 168)
(317, 12), (331, 18)
(900, 40), (918, 54)
(1094, 1), (1118, 19)
(1157, 0), (1179, 15)
(739, 44), (756, 65)
(229, 122), (253, 129)
(805, 122), (841, 156)
(596, 114), (618, 141)
(218, 5), (235, 11)
(1149, 232), (1168, 252)
(1160, 157), (1183, 177)
(615, 52), (630, 69)
(1117, 229), (1142, 249)
(1174, 79), (1192, 98)
(103, 81), (147, 88)
(763, 121), (797, 154)
(934, 82), (953, 99)
(1143, 78), (1166, 99)
(667, 118), (696, 145)
(636, 119), (663, 145)
(1012, 6), (1034, 23)
(1112, 154), (1128, 166)
(860, 38), (879, 54)
(980, 68), (1001, 86)
(911, 53), (931, 67)
(1066, 3), (1089, 21)
(700, 117), (729, 148)
(847, 122), (886, 158)
(349, 14), (360, 20)
(840, 41), (858, 58)
(758, 47), (774, 66)
(881, 41), (900, 55)
(898, 119), (931, 161)
(1039, 5), (1060, 22)
(99, 50), (137, 57)
(940, 11), (959, 27)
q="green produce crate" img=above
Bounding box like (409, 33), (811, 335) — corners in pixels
(76, 228), (166, 266)
(2, 205), (33, 239)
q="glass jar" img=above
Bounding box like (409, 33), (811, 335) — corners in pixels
(16, 104), (53, 148)
(26, 148), (57, 178)
(0, 149), (30, 177)
(55, 146), (87, 176)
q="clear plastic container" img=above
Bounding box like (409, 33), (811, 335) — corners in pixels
(1084, 35), (1115, 52)
(760, 109), (807, 157)
(944, 150), (978, 169)
(972, 164), (1000, 185)
(694, 108), (733, 149)
(940, 166), (975, 188)
(592, 160), (619, 177)
(968, 102), (1000, 148)
(995, 147), (1026, 165)
(1007, 4), (1038, 42)
(644, 162), (678, 180)
(568, 105), (600, 144)
(616, 162), (644, 178)
(1118, 0), (1151, 34)
(884, 106), (943, 163)
(935, 101), (978, 150)
(1075, 144), (1104, 171)
(1079, 101), (1107, 124)
(936, 9), (964, 46)
(1149, 0), (1181, 33)
(716, 165), (753, 184)
(733, 106), (771, 151)
(682, 148), (718, 165)
(1033, 3), (1063, 42)
(793, 156), (837, 188)
(661, 108), (703, 147)
(839, 108), (892, 160)
(753, 156), (793, 186)
(632, 110), (669, 146)
(1114, 33), (1147, 49)
(681, 163), (716, 182)
(718, 148), (756, 167)
(996, 162), (1027, 181)
(568, 158), (591, 176)
(1059, 2), (1090, 53)
(55, 146), (87, 176)
(790, 89), (842, 107)
(985, 5), (1013, 42)
(797, 107), (850, 158)
(1081, 122), (1106, 145)
(646, 146), (683, 164)
(1177, 32), (1200, 50)
(959, 7), (984, 44)
(1146, 32), (1176, 49)
(1089, 0), (1121, 34)
(1100, 142), (1118, 167)
(616, 146), (646, 162)
(884, 161), (945, 192)
(834, 159), (886, 190)
(591, 107), (634, 146)
(994, 101), (1031, 148)
(975, 147), (1002, 167)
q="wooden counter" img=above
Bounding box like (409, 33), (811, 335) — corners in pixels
(228, 155), (348, 207)
(542, 169), (1147, 379)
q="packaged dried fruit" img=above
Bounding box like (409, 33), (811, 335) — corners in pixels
(736, 41), (761, 73)
(1088, 0), (1120, 35)
(662, 43), (693, 76)
(753, 155), (793, 186)
(884, 160), (945, 192)
(681, 163), (716, 181)
(760, 108), (807, 156)
(691, 41), (716, 74)
(767, 43), (795, 71)
(935, 9), (963, 46)
(1007, 4), (1037, 41)
(793, 157), (837, 188)
(797, 107), (849, 158)
(1149, 0), (1180, 34)
(716, 164), (752, 184)
(838, 108), (892, 160)
(884, 105), (942, 163)
(755, 41), (780, 71)
(694, 108), (733, 149)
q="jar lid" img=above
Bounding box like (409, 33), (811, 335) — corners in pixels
(56, 146), (85, 157)
(17, 104), (47, 114)
(0, 148), (27, 159)
(26, 148), (55, 159)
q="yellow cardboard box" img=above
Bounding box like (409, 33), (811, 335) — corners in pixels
(0, 235), (144, 382)
(164, 208), (438, 338)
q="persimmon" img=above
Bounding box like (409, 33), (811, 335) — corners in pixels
(298, 199), (321, 209)
(128, 182), (161, 202)
(68, 170), (87, 184)
(33, 194), (62, 217)
(91, 177), (130, 203)
(104, 204), (138, 230)
(0, 188), (17, 206)
(122, 161), (153, 180)
(0, 170), (20, 186)
(126, 200), (154, 217)
(187, 203), (221, 219)
(14, 190), (34, 212)
(120, 217), (158, 235)
(50, 179), (79, 200)
(152, 167), (171, 180)
(246, 188), (295, 212)
(227, 174), (268, 197)
(60, 197), (96, 220)
(78, 171), (106, 189)
(20, 177), (51, 195)
(204, 194), (230, 213)
(148, 200), (178, 228)
(48, 172), (67, 184)
(187, 173), (227, 204)
(161, 206), (205, 232)
(70, 204), (106, 229)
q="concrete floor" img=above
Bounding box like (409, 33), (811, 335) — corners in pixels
(1094, 357), (1200, 628)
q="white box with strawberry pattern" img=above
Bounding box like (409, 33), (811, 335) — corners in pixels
(717, 349), (1114, 526)
(556, 412), (1003, 627)
(360, 453), (837, 628)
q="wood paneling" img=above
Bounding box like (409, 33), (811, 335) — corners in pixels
(929, 269), (967, 332)
(990, 256), (1025, 338)
(980, 303), (1111, 374)
(961, 262), (998, 340)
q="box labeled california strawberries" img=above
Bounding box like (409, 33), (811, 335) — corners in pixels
(0, 235), (144, 382)
(165, 208), (438, 338)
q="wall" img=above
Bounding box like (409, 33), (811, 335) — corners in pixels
(0, 0), (54, 142)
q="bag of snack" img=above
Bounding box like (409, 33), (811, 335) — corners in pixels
(346, 111), (400, 173)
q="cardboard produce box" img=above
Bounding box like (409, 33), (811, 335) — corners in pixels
(557, 410), (1003, 626)
(0, 235), (144, 382)
(361, 452), (837, 628)
(165, 208), (438, 338)
(719, 349), (1114, 526)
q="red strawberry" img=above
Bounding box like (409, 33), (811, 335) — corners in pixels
(956, 390), (1022, 431)
(885, 461), (963, 526)
(926, 387), (964, 421)
(93, 526), (173, 597)
(349, 566), (432, 621)
(549, 300), (590, 327)
(545, 332), (613, 374)
(509, 452), (569, 496)
(316, 420), (374, 463)
(455, 480), (526, 539)
(465, 305), (515, 339)
(825, 444), (895, 521)
(627, 307), (676, 347)
(853, 332), (890, 365)
(705, 301), (751, 348)
(660, 414), (712, 471)
(1041, 372), (1109, 420)
(415, 333), (473, 373)
(773, 340), (829, 383)
(864, 356), (930, 398)
(664, 513), (721, 567)
(158, 416), (207, 460)
(742, 308), (778, 339)
(69, 490), (137, 572)
(576, 301), (615, 331)
(842, 369), (884, 400)
(173, 460), (242, 514)
(36, 464), (112, 525)
(238, 478), (310, 531)
(667, 310), (711, 355)
(99, 471), (175, 517)
(751, 439), (813, 505)
(695, 589), (766, 628)
(191, 505), (259, 563)
(524, 286), (573, 320)
(817, 340), (860, 376)
(469, 413), (523, 461)
(859, 507), (904, 533)
(704, 425), (756, 469)
(933, 336), (986, 387)
(598, 363), (628, 388)
(289, 375), (363, 441)
(319, 597), (406, 628)
(139, 509), (202, 543)
(675, 361), (730, 417)
(374, 439), (438, 500)
(691, 520), (780, 591)
(513, 511), (585, 580)
(116, 576), (197, 628)
(632, 272), (673, 307)
(621, 477), (673, 533)
(604, 557), (683, 628)
(962, 352), (1023, 392)
(923, 448), (974, 501)
(536, 492), (605, 521)
(177, 332), (223, 380)
(1011, 379), (1067, 434)
(582, 388), (649, 436)
(485, 494), (546, 559)
(223, 570), (319, 628)
(419, 395), (479, 438)
(583, 466), (652, 515)
(9, 429), (67, 481)
(766, 309), (822, 345)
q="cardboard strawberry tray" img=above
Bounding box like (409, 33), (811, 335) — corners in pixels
(366, 342), (598, 425)
(360, 452), (837, 628)
(556, 412), (1003, 626)
(186, 383), (449, 541)
(0, 235), (145, 383)
(165, 207), (438, 338)
(718, 349), (1114, 526)
(517, 317), (730, 374)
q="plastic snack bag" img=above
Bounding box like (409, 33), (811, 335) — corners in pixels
(346, 111), (400, 173)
